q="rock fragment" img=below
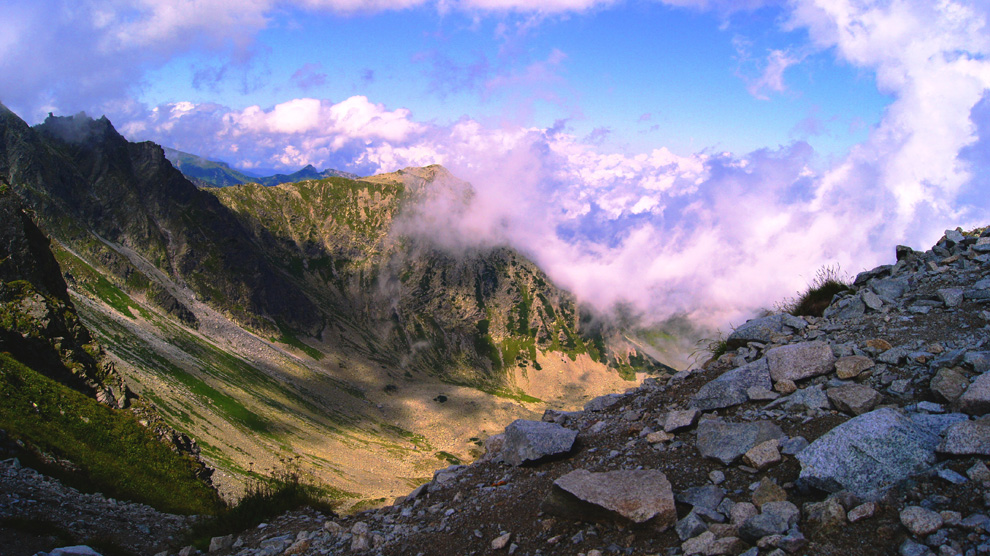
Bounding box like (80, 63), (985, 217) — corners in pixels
(500, 420), (577, 466)
(900, 506), (943, 537)
(958, 372), (990, 415)
(543, 469), (676, 530)
(930, 368), (969, 403)
(834, 355), (873, 379)
(691, 359), (772, 411)
(937, 418), (990, 455)
(766, 342), (836, 382)
(696, 420), (784, 465)
(826, 383), (882, 415)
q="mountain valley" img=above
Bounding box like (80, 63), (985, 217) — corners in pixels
(0, 105), (676, 506)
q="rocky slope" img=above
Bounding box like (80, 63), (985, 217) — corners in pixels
(155, 226), (990, 556)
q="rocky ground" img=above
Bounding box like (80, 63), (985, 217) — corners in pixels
(11, 226), (990, 556)
(0, 458), (198, 556)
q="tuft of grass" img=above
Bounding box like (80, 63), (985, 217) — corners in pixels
(787, 264), (852, 317)
(0, 353), (223, 515)
(693, 331), (728, 366)
(187, 471), (343, 549)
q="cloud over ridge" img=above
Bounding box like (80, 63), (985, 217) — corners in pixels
(3, 0), (989, 334)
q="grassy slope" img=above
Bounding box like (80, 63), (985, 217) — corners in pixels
(0, 352), (222, 515)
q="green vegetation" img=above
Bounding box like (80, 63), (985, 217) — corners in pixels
(0, 353), (222, 515)
(187, 471), (346, 549)
(786, 264), (852, 317)
(275, 322), (325, 361)
(435, 451), (462, 465)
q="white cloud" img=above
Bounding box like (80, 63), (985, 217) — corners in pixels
(13, 0), (989, 338)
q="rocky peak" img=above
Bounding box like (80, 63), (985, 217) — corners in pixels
(36, 112), (123, 146)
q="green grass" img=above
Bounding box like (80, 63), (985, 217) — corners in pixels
(187, 471), (348, 549)
(274, 322), (325, 361)
(785, 264), (852, 317)
(0, 353), (222, 515)
(435, 451), (462, 465)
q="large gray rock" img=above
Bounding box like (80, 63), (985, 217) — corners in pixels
(542, 469), (676, 530)
(871, 277), (910, 303)
(767, 341), (836, 382)
(958, 372), (990, 415)
(726, 315), (786, 347)
(696, 419), (785, 465)
(827, 384), (882, 415)
(500, 420), (577, 466)
(797, 408), (939, 497)
(824, 295), (866, 320)
(938, 419), (990, 455)
(690, 358), (771, 411)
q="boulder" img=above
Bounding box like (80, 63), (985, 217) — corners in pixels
(937, 419), (990, 455)
(676, 485), (725, 511)
(835, 355), (874, 379)
(751, 477), (787, 508)
(958, 372), (990, 415)
(900, 506), (943, 537)
(691, 359), (772, 411)
(726, 315), (786, 347)
(797, 408), (939, 497)
(664, 408), (701, 432)
(930, 368), (969, 403)
(542, 469), (676, 530)
(767, 342), (835, 382)
(584, 394), (623, 412)
(938, 288), (964, 308)
(743, 439), (781, 470)
(696, 420), (785, 465)
(500, 420), (577, 466)
(827, 384), (882, 415)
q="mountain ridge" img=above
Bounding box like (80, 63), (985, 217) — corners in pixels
(163, 146), (360, 188)
(0, 104), (674, 505)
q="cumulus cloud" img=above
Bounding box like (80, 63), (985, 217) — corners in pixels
(11, 0), (990, 343)
(120, 0), (990, 337)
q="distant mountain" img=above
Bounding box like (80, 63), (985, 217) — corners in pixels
(0, 104), (677, 505)
(163, 147), (258, 187)
(164, 147), (359, 187)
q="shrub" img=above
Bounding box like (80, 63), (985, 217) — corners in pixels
(788, 264), (852, 317)
(187, 471), (340, 549)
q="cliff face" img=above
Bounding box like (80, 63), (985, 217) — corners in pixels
(0, 180), (127, 407)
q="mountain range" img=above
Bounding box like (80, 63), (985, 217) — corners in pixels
(0, 104), (677, 506)
(163, 147), (359, 188)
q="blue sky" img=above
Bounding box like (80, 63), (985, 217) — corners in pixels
(133, 3), (887, 160)
(1, 0), (989, 330)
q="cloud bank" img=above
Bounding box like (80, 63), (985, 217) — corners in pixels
(4, 0), (990, 336)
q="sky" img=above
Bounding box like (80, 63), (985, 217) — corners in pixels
(2, 0), (990, 335)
